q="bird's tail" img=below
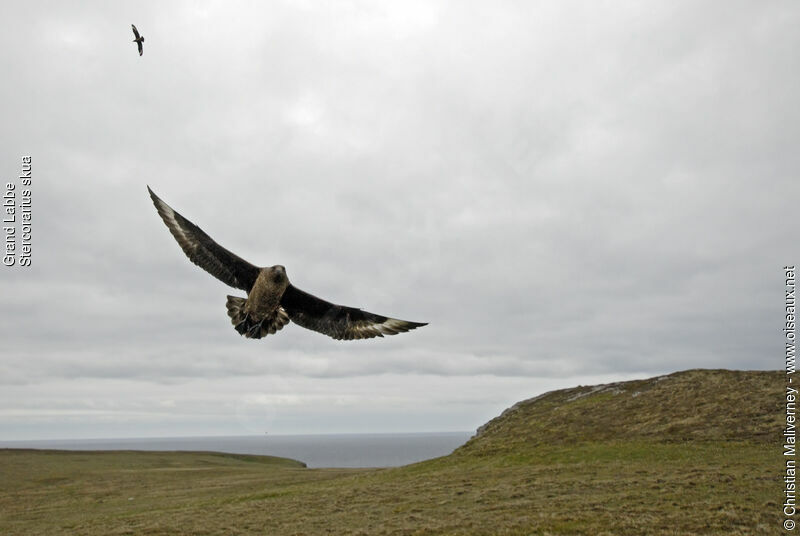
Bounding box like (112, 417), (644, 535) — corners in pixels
(225, 295), (290, 339)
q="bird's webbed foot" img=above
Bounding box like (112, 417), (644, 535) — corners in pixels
(246, 319), (264, 339)
(234, 315), (251, 336)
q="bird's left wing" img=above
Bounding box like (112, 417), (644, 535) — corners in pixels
(148, 186), (261, 292)
(280, 284), (427, 340)
(131, 24), (140, 39)
(138, 41), (143, 56)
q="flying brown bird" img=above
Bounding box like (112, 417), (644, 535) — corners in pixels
(148, 187), (427, 341)
(131, 24), (144, 56)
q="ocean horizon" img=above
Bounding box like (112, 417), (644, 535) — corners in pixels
(0, 431), (473, 468)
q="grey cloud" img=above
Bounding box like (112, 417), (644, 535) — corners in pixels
(0, 0), (795, 438)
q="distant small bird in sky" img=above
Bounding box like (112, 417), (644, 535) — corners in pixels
(131, 24), (144, 56)
(147, 187), (427, 341)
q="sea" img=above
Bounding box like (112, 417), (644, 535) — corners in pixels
(0, 432), (473, 468)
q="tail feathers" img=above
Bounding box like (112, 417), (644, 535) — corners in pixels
(226, 295), (248, 331)
(225, 296), (290, 339)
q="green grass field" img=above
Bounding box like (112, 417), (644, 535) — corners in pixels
(0, 369), (782, 535)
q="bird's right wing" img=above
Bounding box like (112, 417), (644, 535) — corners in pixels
(280, 284), (427, 340)
(138, 42), (143, 56)
(148, 186), (260, 292)
(131, 24), (140, 39)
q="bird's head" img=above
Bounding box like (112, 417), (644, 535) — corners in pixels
(270, 265), (287, 284)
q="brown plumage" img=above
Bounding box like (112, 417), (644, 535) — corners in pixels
(148, 186), (427, 340)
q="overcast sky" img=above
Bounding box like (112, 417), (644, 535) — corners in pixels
(0, 1), (797, 440)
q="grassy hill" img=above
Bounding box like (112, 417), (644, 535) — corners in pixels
(0, 369), (782, 535)
(456, 368), (779, 457)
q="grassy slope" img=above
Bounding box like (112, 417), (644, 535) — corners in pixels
(0, 369), (782, 535)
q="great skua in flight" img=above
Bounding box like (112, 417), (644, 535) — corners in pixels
(148, 187), (427, 341)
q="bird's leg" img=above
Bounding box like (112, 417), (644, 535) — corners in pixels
(234, 314), (251, 336)
(246, 319), (265, 338)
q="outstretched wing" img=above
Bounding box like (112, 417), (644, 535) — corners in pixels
(148, 186), (260, 292)
(138, 41), (143, 56)
(280, 284), (427, 340)
(131, 24), (140, 39)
